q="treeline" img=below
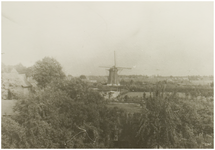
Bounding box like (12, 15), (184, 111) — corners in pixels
(127, 86), (213, 97)
(2, 57), (213, 148)
(119, 80), (213, 97)
(88, 75), (213, 83)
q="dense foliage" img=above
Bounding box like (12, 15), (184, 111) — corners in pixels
(31, 57), (66, 88)
(121, 84), (214, 148)
(2, 57), (213, 148)
(2, 78), (127, 148)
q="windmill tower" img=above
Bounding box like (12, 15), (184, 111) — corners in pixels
(100, 51), (131, 86)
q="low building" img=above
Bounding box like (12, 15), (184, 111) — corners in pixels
(2, 68), (32, 99)
(89, 80), (97, 83)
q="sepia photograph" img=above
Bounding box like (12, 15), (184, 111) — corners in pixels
(1, 1), (214, 148)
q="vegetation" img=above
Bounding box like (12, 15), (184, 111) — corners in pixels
(2, 57), (213, 148)
(31, 57), (66, 88)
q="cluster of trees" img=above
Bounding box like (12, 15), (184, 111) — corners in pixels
(119, 79), (213, 97)
(118, 84), (214, 148)
(2, 57), (213, 148)
(139, 84), (213, 148)
(2, 57), (125, 148)
(188, 75), (213, 80)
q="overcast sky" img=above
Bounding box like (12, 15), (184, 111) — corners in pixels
(2, 2), (213, 76)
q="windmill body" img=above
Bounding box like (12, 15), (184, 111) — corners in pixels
(100, 52), (131, 87)
(107, 66), (119, 86)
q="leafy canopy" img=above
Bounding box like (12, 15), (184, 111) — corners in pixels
(32, 57), (65, 88)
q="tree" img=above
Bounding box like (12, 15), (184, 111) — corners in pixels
(137, 93), (179, 148)
(48, 78), (89, 100)
(5, 77), (118, 148)
(32, 57), (65, 88)
(25, 66), (34, 77)
(2, 117), (28, 148)
(120, 79), (126, 86)
(12, 88), (71, 148)
(80, 75), (87, 80)
(210, 82), (213, 87)
(130, 80), (134, 85)
(136, 84), (201, 148)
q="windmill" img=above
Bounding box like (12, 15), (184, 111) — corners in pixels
(100, 51), (131, 86)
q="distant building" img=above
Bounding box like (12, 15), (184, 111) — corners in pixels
(89, 80), (97, 83)
(2, 68), (33, 99)
(179, 82), (193, 87)
(102, 91), (120, 99)
(81, 78), (97, 83)
(181, 77), (189, 81)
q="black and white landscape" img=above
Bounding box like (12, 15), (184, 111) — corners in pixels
(1, 1), (213, 148)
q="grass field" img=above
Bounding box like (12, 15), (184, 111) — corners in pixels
(106, 102), (142, 113)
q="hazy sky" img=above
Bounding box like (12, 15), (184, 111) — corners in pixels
(2, 2), (214, 76)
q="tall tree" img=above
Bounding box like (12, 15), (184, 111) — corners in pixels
(136, 84), (200, 148)
(80, 75), (87, 80)
(32, 57), (65, 88)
